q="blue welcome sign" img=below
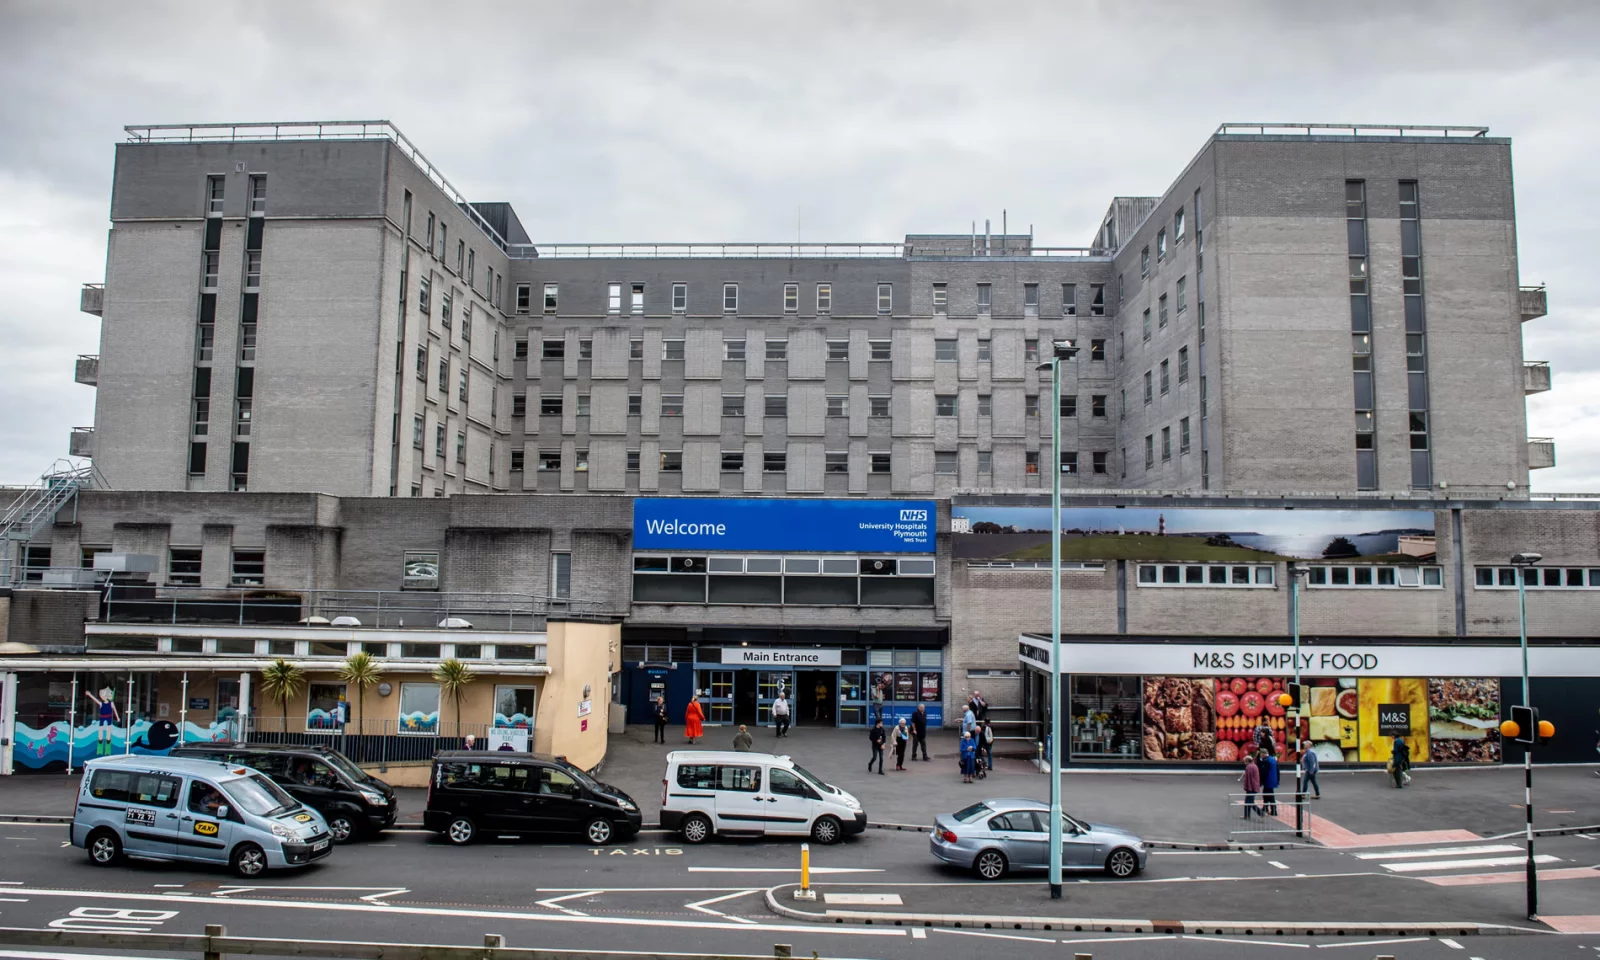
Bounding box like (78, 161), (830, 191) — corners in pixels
(633, 498), (937, 553)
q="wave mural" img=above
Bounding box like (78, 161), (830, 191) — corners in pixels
(494, 712), (533, 729)
(12, 719), (238, 770)
(398, 710), (439, 734)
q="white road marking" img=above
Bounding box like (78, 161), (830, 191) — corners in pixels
(1244, 849), (1263, 857)
(0, 898), (28, 902)
(1383, 854), (1561, 873)
(1313, 938), (1428, 948)
(1059, 934), (1178, 944)
(212, 885), (409, 902)
(1439, 938), (1464, 949)
(686, 866), (883, 874)
(1152, 850), (1243, 856)
(536, 887), (754, 893)
(1269, 860), (1289, 870)
(151, 884), (185, 888)
(824, 893), (903, 905)
(1183, 934), (1310, 948)
(684, 889), (758, 924)
(933, 928), (1056, 943)
(1353, 844), (1522, 860)
(534, 891), (597, 917)
(911, 927), (926, 939)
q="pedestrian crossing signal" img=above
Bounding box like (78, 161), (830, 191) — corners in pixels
(1507, 705), (1540, 745)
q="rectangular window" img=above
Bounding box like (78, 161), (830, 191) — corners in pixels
(935, 394), (957, 417)
(764, 394), (787, 418)
(1025, 394), (1040, 418)
(977, 394), (992, 417)
(607, 283), (622, 314)
(869, 339), (891, 361)
(661, 395), (684, 417)
(439, 224), (447, 262)
(1161, 426), (1172, 461)
(935, 339), (957, 362)
(870, 452), (891, 474)
(631, 283), (645, 314)
(1180, 417), (1191, 454)
(1158, 294), (1169, 328)
(1157, 230), (1167, 261)
(1023, 283), (1039, 315)
(1091, 394), (1106, 418)
(722, 394), (745, 417)
(672, 282), (687, 313)
(1062, 283), (1077, 316)
(977, 450), (992, 474)
(168, 547), (202, 586)
(543, 283), (558, 313)
(543, 339), (565, 360)
(932, 283), (947, 313)
(977, 339), (991, 362)
(1200, 375), (1207, 417)
(231, 549), (265, 587)
(1160, 359), (1170, 395)
(207, 175), (225, 214)
(1141, 247), (1150, 278)
(192, 397), (211, 436)
(455, 240), (464, 274)
(576, 394), (591, 417)
(1090, 283), (1104, 316)
(934, 451), (957, 475)
(1092, 451), (1108, 475)
(425, 213), (435, 249)
(1024, 339), (1039, 362)
(825, 451), (849, 474)
(436, 424), (446, 458)
(721, 450), (744, 472)
(539, 449), (561, 471)
(723, 338), (746, 361)
(826, 339), (849, 361)
(540, 394), (563, 416)
(630, 338), (643, 360)
(763, 451), (786, 473)
(1143, 371), (1153, 404)
(628, 394), (642, 416)
(877, 283), (892, 314)
(419, 275), (433, 316)
(1025, 451), (1039, 474)
(458, 369), (469, 402)
(246, 174), (267, 212)
(1144, 434), (1154, 468)
(1174, 207), (1185, 243)
(626, 449), (640, 471)
(723, 283), (738, 312)
(577, 337), (591, 359)
(663, 339), (685, 361)
(826, 395), (848, 417)
(976, 283), (991, 314)
(510, 449), (524, 472)
(512, 393), (527, 418)
(513, 337), (528, 361)
(412, 414), (425, 448)
(816, 283), (832, 312)
(783, 283), (798, 312)
(1178, 346), (1189, 382)
(515, 283), (531, 314)
(456, 432), (466, 464)
(1142, 309), (1152, 341)
(1060, 451), (1078, 474)
(765, 338), (787, 361)
(1059, 394), (1077, 418)
(550, 552), (572, 599)
(439, 291), (452, 329)
(869, 395), (890, 418)
(438, 357), (449, 392)
(1090, 338), (1105, 361)
(244, 251), (261, 289)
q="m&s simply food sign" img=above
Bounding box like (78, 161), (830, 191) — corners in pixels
(633, 498), (936, 553)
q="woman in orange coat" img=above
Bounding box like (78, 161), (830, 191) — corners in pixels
(684, 695), (704, 744)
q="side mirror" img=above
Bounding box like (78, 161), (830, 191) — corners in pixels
(216, 805), (230, 819)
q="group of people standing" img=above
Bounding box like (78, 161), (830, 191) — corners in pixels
(867, 703), (932, 773)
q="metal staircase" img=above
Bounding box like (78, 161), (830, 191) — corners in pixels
(1, 460), (105, 584)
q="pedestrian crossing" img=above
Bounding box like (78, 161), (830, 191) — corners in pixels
(1382, 854), (1561, 873)
(1344, 840), (1600, 886)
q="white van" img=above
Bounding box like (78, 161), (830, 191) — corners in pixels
(661, 751), (866, 844)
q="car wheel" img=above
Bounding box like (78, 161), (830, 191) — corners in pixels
(446, 817), (476, 846)
(680, 813), (713, 844)
(326, 815), (356, 844)
(1105, 847), (1140, 878)
(231, 842), (268, 878)
(86, 829), (122, 867)
(810, 815), (843, 845)
(974, 849), (1008, 880)
(585, 818), (614, 846)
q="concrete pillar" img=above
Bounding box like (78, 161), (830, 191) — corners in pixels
(0, 672), (16, 775)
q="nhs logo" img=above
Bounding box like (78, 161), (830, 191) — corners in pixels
(900, 509), (929, 522)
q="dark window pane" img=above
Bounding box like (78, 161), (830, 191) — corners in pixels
(1349, 296), (1370, 332)
(1408, 371), (1428, 410)
(1410, 451), (1431, 487)
(1357, 449), (1377, 489)
(1405, 296), (1425, 332)
(1353, 372), (1374, 409)
(1401, 220), (1420, 257)
(1346, 219), (1366, 255)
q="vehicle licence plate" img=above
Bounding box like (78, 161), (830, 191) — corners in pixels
(312, 839), (329, 852)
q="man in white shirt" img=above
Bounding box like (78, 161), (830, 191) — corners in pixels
(772, 694), (791, 738)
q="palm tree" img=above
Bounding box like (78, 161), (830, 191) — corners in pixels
(432, 658), (476, 737)
(337, 651), (384, 733)
(258, 659), (305, 735)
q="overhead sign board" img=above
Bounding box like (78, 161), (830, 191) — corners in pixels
(725, 648), (844, 667)
(633, 499), (936, 554)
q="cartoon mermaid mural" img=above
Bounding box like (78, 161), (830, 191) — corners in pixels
(84, 687), (120, 756)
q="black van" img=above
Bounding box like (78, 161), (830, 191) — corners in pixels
(172, 743), (397, 843)
(424, 751), (641, 846)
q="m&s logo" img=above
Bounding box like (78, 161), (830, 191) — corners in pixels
(900, 509), (928, 522)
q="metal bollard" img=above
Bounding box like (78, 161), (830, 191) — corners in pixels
(793, 842), (816, 900)
(203, 923), (226, 960)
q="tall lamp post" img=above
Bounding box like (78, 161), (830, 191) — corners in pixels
(1510, 551), (1541, 920)
(1038, 338), (1079, 901)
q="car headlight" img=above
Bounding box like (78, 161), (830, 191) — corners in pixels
(841, 796), (862, 811)
(617, 799), (637, 812)
(359, 789), (388, 806)
(270, 823), (297, 840)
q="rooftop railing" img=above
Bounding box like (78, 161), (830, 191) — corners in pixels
(123, 121), (510, 252)
(505, 241), (1106, 260)
(1217, 122), (1490, 138)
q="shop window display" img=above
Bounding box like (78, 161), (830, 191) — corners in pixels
(1070, 676), (1141, 758)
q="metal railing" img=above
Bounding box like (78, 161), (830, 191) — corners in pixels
(123, 121), (510, 252)
(1519, 284), (1548, 320)
(95, 585), (615, 629)
(79, 282), (103, 315)
(507, 242), (910, 260)
(74, 354), (99, 386)
(0, 925), (807, 960)
(1227, 792), (1313, 841)
(243, 717), (493, 767)
(0, 460), (102, 583)
(1217, 122), (1489, 138)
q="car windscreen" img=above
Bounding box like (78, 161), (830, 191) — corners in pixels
(318, 751), (369, 784)
(788, 763), (833, 794)
(226, 773), (299, 817)
(552, 757), (600, 791)
(953, 802), (993, 823)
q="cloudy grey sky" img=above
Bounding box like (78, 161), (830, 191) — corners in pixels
(2, 1), (1596, 489)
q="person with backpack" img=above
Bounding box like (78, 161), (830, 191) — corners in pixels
(959, 731), (978, 784)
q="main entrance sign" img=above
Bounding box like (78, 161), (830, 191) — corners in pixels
(633, 498), (936, 553)
(725, 648), (844, 667)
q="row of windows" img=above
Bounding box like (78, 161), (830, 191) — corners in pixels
(1138, 207), (1188, 278)
(416, 205), (503, 313)
(1308, 565), (1443, 588)
(152, 638), (543, 660)
(634, 555), (935, 576)
(505, 448), (1105, 477)
(1138, 563), (1450, 590)
(516, 281), (1110, 318)
(1475, 566), (1600, 589)
(512, 335), (1080, 364)
(1133, 418), (1194, 471)
(1136, 564), (1276, 587)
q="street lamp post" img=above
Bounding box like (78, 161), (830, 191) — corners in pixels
(1510, 551), (1541, 920)
(1038, 339), (1078, 901)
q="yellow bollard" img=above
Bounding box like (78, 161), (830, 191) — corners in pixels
(793, 842), (816, 901)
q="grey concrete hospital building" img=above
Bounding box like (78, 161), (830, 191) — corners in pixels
(2, 119), (1597, 773)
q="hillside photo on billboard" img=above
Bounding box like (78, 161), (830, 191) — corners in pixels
(952, 505), (1435, 563)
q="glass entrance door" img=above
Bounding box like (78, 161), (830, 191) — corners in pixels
(755, 671), (793, 727)
(700, 670), (733, 724)
(838, 670), (867, 726)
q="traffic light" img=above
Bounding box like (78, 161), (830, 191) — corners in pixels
(1502, 706), (1555, 745)
(1278, 683), (1304, 713)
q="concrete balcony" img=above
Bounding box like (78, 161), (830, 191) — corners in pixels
(80, 283), (103, 316)
(1519, 285), (1547, 321)
(1523, 360), (1551, 395)
(68, 426), (94, 459)
(74, 354), (99, 387)
(1528, 437), (1556, 470)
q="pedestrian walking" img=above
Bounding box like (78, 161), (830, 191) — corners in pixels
(684, 695), (704, 744)
(1239, 751), (1262, 819)
(892, 718), (909, 770)
(1260, 747), (1280, 815)
(813, 678), (829, 721)
(652, 696), (668, 744)
(911, 704), (930, 761)
(772, 693), (791, 738)
(868, 720), (886, 774)
(1298, 739), (1322, 799)
(732, 724), (753, 751)
(979, 720), (995, 773)
(1390, 736), (1410, 788)
(959, 731), (978, 783)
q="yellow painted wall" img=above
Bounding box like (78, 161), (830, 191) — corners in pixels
(533, 620), (621, 770)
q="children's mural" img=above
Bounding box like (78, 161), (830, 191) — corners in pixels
(11, 717), (240, 770)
